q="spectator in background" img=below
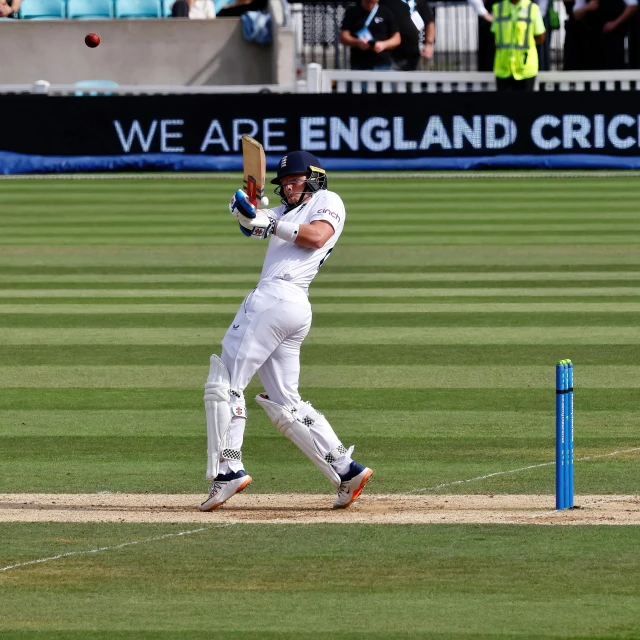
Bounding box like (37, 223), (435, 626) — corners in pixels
(171, 0), (215, 18)
(573, 0), (638, 69)
(381, 0), (436, 70)
(216, 0), (267, 17)
(562, 0), (579, 68)
(491, 0), (546, 90)
(0, 0), (21, 18)
(468, 0), (495, 22)
(534, 0), (551, 70)
(628, 2), (640, 67)
(469, 0), (496, 71)
(340, 0), (401, 71)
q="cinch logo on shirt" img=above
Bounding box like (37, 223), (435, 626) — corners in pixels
(317, 208), (341, 222)
(374, 16), (384, 22)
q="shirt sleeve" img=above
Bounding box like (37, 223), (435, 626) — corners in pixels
(533, 4), (546, 35)
(340, 7), (355, 31)
(572, 0), (586, 11)
(308, 192), (345, 232)
(419, 0), (435, 24)
(625, 0), (638, 6)
(468, 0), (489, 16)
(385, 7), (400, 35)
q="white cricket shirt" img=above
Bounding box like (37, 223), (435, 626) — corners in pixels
(259, 189), (346, 294)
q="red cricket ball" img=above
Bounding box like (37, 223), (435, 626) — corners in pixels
(85, 33), (100, 48)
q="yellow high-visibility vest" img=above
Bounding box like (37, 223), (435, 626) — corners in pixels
(492, 0), (540, 80)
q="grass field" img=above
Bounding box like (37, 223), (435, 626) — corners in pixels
(1, 174), (640, 638)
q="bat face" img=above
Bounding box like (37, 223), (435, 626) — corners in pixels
(242, 135), (266, 209)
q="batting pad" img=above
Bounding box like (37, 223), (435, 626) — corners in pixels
(204, 355), (232, 480)
(255, 393), (342, 487)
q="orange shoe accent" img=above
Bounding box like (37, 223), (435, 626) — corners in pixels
(336, 468), (373, 509)
(209, 476), (252, 511)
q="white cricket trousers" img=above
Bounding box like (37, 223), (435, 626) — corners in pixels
(216, 278), (344, 474)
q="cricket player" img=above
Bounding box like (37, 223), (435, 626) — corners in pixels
(200, 151), (374, 511)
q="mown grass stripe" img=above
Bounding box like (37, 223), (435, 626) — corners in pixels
(3, 408), (637, 438)
(0, 387), (632, 411)
(6, 283), (640, 295)
(1, 344), (639, 366)
(3, 272), (640, 284)
(0, 264), (639, 275)
(6, 222), (640, 233)
(1, 312), (639, 328)
(3, 236), (640, 246)
(0, 364), (638, 388)
(5, 213), (640, 224)
(6, 185), (640, 197)
(2, 326), (640, 345)
(7, 296), (640, 305)
(3, 303), (640, 314)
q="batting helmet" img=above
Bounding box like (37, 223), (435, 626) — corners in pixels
(271, 151), (327, 207)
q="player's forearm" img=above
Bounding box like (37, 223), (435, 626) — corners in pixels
(289, 223), (331, 249)
(290, 224), (324, 249)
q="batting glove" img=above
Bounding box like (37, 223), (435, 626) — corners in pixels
(229, 189), (256, 219)
(237, 210), (276, 240)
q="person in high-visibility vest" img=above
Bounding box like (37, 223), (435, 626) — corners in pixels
(491, 0), (546, 90)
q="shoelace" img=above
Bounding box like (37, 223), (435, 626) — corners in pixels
(208, 480), (223, 498)
(337, 481), (350, 498)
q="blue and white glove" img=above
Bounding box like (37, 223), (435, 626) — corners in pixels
(230, 189), (276, 240)
(229, 189), (256, 219)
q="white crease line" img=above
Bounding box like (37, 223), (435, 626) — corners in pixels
(0, 523), (234, 573)
(3, 446), (639, 570)
(409, 447), (640, 494)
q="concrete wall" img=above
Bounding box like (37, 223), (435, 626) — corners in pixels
(0, 19), (272, 85)
(269, 0), (296, 87)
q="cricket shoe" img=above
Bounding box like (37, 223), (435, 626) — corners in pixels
(199, 470), (252, 512)
(333, 461), (373, 509)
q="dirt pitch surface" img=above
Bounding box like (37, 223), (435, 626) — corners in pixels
(1, 494), (639, 525)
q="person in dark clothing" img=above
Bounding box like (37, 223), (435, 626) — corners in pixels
(471, 0), (497, 71)
(381, 0), (435, 70)
(562, 0), (592, 69)
(563, 1), (582, 69)
(573, 0), (638, 69)
(340, 0), (401, 70)
(216, 0), (267, 16)
(628, 4), (640, 67)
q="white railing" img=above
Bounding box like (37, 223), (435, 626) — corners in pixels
(3, 66), (640, 96)
(290, 0), (570, 73)
(312, 66), (640, 93)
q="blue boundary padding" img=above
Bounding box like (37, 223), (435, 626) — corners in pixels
(5, 150), (640, 174)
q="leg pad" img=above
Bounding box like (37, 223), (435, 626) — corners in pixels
(256, 393), (341, 487)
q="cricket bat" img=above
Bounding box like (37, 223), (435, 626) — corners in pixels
(241, 135), (267, 209)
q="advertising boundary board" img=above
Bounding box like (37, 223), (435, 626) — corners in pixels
(3, 92), (640, 173)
